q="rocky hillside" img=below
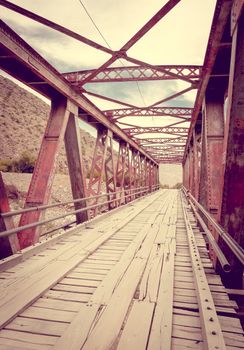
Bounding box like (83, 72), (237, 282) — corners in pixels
(0, 75), (96, 174)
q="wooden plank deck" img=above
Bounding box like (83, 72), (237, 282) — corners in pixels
(0, 190), (243, 350)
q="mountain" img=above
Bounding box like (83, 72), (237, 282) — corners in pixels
(0, 75), (96, 174)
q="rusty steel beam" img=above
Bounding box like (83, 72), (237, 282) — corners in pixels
(18, 97), (70, 249)
(63, 65), (201, 83)
(137, 137), (187, 145)
(64, 106), (89, 223)
(103, 107), (193, 119)
(104, 132), (117, 210)
(0, 173), (20, 258)
(87, 129), (109, 216)
(116, 142), (130, 205)
(143, 145), (185, 151)
(124, 126), (189, 136)
(0, 20), (158, 165)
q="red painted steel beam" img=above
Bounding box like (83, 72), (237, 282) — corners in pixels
(103, 107), (193, 119)
(87, 129), (109, 216)
(18, 97), (70, 248)
(63, 65), (201, 83)
(0, 173), (20, 258)
(137, 137), (187, 145)
(124, 126), (189, 136)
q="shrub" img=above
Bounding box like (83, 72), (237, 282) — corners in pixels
(160, 183), (170, 189)
(172, 182), (182, 189)
(0, 152), (36, 173)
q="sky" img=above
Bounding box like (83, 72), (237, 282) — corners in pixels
(0, 0), (217, 145)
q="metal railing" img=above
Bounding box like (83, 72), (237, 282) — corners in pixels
(182, 186), (244, 268)
(0, 185), (159, 239)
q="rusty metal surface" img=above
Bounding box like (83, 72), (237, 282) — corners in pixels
(63, 65), (201, 83)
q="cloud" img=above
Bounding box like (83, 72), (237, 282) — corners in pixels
(0, 0), (216, 142)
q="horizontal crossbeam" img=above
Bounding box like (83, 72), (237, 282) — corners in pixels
(124, 126), (189, 136)
(63, 65), (201, 83)
(137, 137), (187, 145)
(103, 106), (193, 119)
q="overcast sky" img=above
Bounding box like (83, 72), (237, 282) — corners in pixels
(1, 0), (217, 138)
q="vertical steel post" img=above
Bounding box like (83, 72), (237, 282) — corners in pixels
(116, 141), (127, 205)
(18, 96), (69, 249)
(88, 128), (108, 216)
(64, 102), (88, 223)
(104, 131), (117, 210)
(124, 144), (132, 203)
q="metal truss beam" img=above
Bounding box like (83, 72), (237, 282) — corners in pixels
(63, 65), (201, 84)
(87, 129), (109, 216)
(137, 137), (187, 145)
(104, 132), (117, 210)
(103, 107), (193, 119)
(0, 173), (19, 258)
(116, 142), (131, 205)
(125, 126), (189, 136)
(64, 105), (88, 224)
(18, 97), (70, 248)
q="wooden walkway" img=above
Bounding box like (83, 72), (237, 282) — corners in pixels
(0, 190), (243, 350)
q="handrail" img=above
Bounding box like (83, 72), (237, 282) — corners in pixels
(0, 185), (159, 239)
(1, 185), (151, 218)
(185, 195), (231, 272)
(182, 186), (244, 266)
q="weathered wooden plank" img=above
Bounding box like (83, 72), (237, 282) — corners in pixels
(181, 195), (227, 350)
(0, 329), (57, 348)
(44, 290), (91, 303)
(20, 305), (76, 322)
(117, 301), (155, 350)
(5, 317), (68, 336)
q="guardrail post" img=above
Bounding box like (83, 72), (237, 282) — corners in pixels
(18, 96), (69, 249)
(0, 173), (20, 258)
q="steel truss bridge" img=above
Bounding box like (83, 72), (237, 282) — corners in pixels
(0, 1), (243, 349)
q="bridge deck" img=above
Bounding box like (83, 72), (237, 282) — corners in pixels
(0, 190), (243, 350)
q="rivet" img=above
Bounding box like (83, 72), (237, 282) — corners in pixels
(209, 317), (214, 322)
(207, 307), (211, 310)
(205, 299), (208, 302)
(212, 331), (216, 335)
